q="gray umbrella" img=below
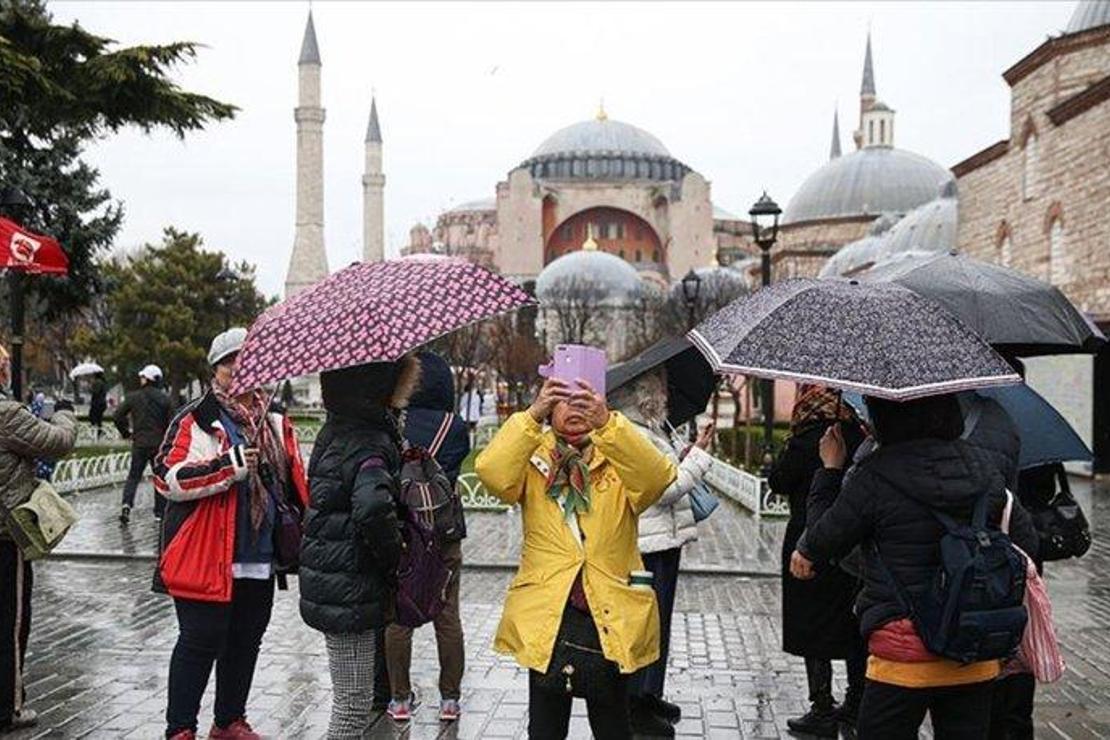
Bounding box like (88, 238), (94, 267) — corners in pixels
(688, 278), (1020, 401)
(860, 251), (1105, 356)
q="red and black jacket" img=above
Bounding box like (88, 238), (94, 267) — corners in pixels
(151, 390), (309, 602)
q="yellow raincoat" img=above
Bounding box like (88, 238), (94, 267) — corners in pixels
(475, 410), (677, 674)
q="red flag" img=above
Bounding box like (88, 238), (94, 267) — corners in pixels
(0, 217), (68, 275)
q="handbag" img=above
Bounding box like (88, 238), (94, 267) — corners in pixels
(689, 480), (720, 523)
(1029, 469), (1090, 562)
(534, 604), (620, 701)
(261, 461), (303, 572)
(5, 480), (79, 560)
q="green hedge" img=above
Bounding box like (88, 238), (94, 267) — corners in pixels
(714, 424), (791, 472)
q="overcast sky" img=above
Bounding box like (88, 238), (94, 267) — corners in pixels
(51, 1), (1075, 297)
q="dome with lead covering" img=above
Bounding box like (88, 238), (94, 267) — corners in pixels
(784, 147), (954, 224)
(873, 189), (958, 263)
(536, 249), (644, 306)
(1066, 0), (1110, 34)
(521, 115), (692, 183)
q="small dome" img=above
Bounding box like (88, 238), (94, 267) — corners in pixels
(819, 235), (886, 278)
(446, 197), (496, 214)
(1066, 0), (1110, 34)
(874, 193), (958, 262)
(532, 118), (671, 159)
(784, 147), (954, 224)
(536, 250), (643, 307)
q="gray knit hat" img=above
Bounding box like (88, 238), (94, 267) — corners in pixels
(207, 327), (248, 366)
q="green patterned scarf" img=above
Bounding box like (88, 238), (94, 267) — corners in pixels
(547, 436), (591, 519)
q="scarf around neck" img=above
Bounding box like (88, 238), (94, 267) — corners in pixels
(547, 436), (591, 519)
(211, 381), (286, 535)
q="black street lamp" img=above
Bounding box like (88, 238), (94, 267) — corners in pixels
(1, 186), (33, 401)
(216, 265), (238, 331)
(749, 191), (782, 467)
(681, 268), (702, 330)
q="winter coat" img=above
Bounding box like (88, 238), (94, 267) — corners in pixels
(152, 390), (308, 603)
(475, 411), (677, 674)
(114, 384), (173, 448)
(626, 415), (711, 555)
(798, 438), (1039, 638)
(0, 394), (77, 530)
(768, 419), (866, 658)
(88, 377), (107, 422)
(299, 410), (404, 634)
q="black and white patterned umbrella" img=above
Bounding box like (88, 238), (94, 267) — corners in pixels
(688, 278), (1021, 401)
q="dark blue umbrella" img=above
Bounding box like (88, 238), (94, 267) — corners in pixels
(843, 385), (1091, 469)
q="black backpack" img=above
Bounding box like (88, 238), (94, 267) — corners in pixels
(875, 488), (1028, 664)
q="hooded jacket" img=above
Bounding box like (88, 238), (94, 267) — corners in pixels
(299, 364), (405, 634)
(798, 438), (1038, 638)
(404, 353), (470, 487)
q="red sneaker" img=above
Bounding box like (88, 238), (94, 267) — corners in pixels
(208, 718), (261, 739)
(168, 731), (196, 740)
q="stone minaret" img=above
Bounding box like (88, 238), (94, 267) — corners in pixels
(830, 108), (842, 160)
(285, 11), (329, 298)
(362, 97), (385, 262)
(854, 32), (876, 150)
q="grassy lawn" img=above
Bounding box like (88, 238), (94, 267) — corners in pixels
(66, 444), (130, 460)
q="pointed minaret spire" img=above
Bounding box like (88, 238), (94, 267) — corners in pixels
(861, 31), (875, 97)
(830, 108), (842, 160)
(365, 96), (382, 143)
(363, 94), (385, 262)
(299, 11), (321, 65)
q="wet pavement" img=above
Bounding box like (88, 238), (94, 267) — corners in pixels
(8, 478), (1110, 738)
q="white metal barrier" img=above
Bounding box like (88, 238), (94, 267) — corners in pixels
(703, 457), (788, 518)
(53, 452), (134, 494)
(75, 423), (123, 446)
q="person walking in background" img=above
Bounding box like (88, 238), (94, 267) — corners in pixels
(153, 328), (309, 740)
(610, 369), (713, 738)
(88, 370), (108, 440)
(458, 380), (482, 433)
(476, 375), (676, 740)
(115, 364), (173, 524)
(299, 358), (420, 739)
(791, 394), (1039, 740)
(768, 385), (868, 737)
(385, 352), (470, 723)
(0, 345), (78, 733)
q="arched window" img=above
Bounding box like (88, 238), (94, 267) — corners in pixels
(869, 120), (874, 144)
(880, 119), (886, 144)
(1049, 218), (1065, 285)
(652, 249), (660, 263)
(1000, 234), (1012, 266)
(1022, 131), (1038, 200)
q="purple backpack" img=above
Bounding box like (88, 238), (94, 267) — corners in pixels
(393, 425), (456, 627)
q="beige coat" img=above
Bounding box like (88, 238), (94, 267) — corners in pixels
(0, 397), (77, 522)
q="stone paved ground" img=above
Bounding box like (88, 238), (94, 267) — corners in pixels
(7, 479), (1110, 739)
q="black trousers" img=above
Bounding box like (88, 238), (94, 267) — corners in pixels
(858, 679), (994, 740)
(165, 578), (275, 737)
(122, 445), (162, 515)
(528, 670), (631, 740)
(988, 673), (1035, 740)
(0, 541), (32, 727)
(628, 547), (681, 699)
(803, 649), (867, 708)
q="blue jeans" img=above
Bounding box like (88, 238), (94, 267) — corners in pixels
(628, 547), (682, 699)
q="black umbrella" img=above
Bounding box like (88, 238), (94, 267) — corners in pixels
(606, 337), (716, 428)
(688, 278), (1021, 401)
(860, 251), (1105, 356)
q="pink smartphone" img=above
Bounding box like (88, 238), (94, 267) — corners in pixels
(538, 345), (607, 395)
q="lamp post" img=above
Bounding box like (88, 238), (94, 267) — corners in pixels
(1, 186), (33, 401)
(216, 265), (238, 331)
(681, 268), (702, 330)
(748, 191), (782, 467)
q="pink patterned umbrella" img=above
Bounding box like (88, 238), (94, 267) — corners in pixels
(232, 257), (534, 392)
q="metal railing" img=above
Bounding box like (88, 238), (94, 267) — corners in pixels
(703, 457), (787, 518)
(53, 452), (134, 494)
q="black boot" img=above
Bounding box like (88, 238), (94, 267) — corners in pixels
(644, 695), (682, 724)
(787, 703), (839, 737)
(630, 697), (676, 737)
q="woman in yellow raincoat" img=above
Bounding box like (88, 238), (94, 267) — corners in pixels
(476, 376), (677, 740)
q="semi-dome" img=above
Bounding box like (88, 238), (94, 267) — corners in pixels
(520, 115), (691, 183)
(1067, 0), (1110, 34)
(447, 197), (495, 213)
(873, 191), (958, 263)
(784, 147), (954, 224)
(536, 249), (643, 306)
(819, 235), (886, 278)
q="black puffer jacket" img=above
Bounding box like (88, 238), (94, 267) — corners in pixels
(299, 411), (403, 634)
(799, 438), (1039, 637)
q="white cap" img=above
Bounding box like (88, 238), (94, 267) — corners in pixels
(207, 327), (248, 366)
(138, 364), (163, 382)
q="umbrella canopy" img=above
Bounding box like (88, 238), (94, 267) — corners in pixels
(843, 386), (1092, 469)
(606, 336), (716, 428)
(232, 258), (534, 392)
(69, 362), (104, 380)
(860, 251), (1105, 356)
(688, 278), (1020, 401)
